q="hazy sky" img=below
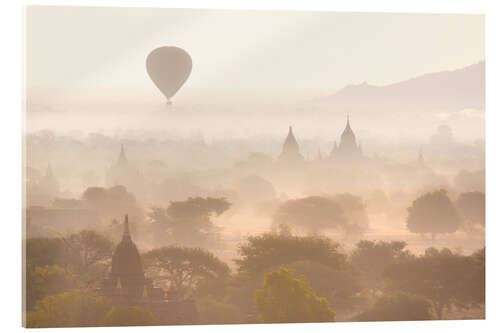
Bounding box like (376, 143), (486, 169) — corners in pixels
(25, 6), (484, 104)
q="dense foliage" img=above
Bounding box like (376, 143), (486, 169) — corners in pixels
(406, 189), (462, 237)
(254, 267), (336, 323)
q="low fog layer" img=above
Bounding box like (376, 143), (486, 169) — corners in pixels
(23, 7), (485, 326)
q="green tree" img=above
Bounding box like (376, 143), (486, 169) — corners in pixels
(254, 267), (335, 323)
(68, 230), (114, 270)
(26, 289), (111, 328)
(228, 234), (347, 322)
(406, 189), (461, 238)
(26, 264), (77, 311)
(65, 230), (114, 287)
(354, 292), (435, 322)
(351, 240), (414, 288)
(285, 260), (363, 319)
(273, 196), (347, 235)
(383, 248), (484, 319)
(25, 237), (76, 270)
(149, 197), (231, 247)
(235, 233), (348, 275)
(143, 246), (230, 300)
(104, 306), (157, 326)
(67, 230), (113, 270)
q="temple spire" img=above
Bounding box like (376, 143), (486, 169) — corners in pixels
(278, 125), (304, 163)
(283, 125), (299, 151)
(345, 113), (351, 131)
(117, 144), (128, 166)
(122, 214), (131, 241)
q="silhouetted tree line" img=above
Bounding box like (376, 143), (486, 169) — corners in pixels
(25, 232), (484, 326)
(24, 189), (485, 326)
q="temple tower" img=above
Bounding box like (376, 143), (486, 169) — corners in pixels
(278, 126), (304, 164)
(330, 115), (363, 160)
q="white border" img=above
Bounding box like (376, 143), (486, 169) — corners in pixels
(1, 1), (498, 332)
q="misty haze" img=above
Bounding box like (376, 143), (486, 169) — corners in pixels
(23, 6), (485, 327)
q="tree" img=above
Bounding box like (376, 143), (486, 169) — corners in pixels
(406, 189), (461, 238)
(25, 237), (76, 270)
(235, 233), (348, 275)
(142, 246), (230, 300)
(455, 191), (485, 228)
(254, 267), (335, 323)
(350, 240), (413, 287)
(235, 174), (276, 202)
(52, 198), (84, 209)
(25, 231), (113, 311)
(66, 230), (114, 286)
(331, 193), (370, 233)
(196, 297), (245, 325)
(354, 292), (435, 322)
(227, 233), (347, 320)
(383, 248), (484, 319)
(273, 196), (347, 235)
(104, 306), (157, 326)
(82, 185), (143, 222)
(26, 289), (111, 328)
(285, 260), (363, 319)
(26, 265), (77, 311)
(148, 197), (231, 247)
(462, 248), (485, 308)
(68, 230), (114, 271)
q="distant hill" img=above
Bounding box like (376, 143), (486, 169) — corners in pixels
(319, 61), (484, 110)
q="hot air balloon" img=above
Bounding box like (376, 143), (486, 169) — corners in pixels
(146, 46), (192, 105)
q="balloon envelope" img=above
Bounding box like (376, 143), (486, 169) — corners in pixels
(146, 46), (192, 102)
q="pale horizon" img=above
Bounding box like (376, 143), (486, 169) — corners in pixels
(26, 6), (484, 104)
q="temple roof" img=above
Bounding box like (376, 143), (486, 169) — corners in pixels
(284, 126), (298, 147)
(111, 215), (144, 279)
(282, 125), (300, 153)
(342, 114), (354, 136)
(116, 144), (128, 167)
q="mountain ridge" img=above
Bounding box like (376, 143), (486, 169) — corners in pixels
(319, 61), (485, 110)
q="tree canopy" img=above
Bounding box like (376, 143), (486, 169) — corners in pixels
(351, 240), (414, 287)
(143, 246), (230, 300)
(330, 193), (370, 233)
(354, 292), (435, 322)
(273, 196), (347, 234)
(285, 260), (362, 317)
(104, 306), (157, 326)
(82, 185), (143, 222)
(67, 230), (114, 272)
(149, 197), (231, 247)
(26, 289), (111, 328)
(455, 191), (485, 227)
(254, 267), (335, 323)
(26, 264), (77, 311)
(235, 233), (348, 275)
(383, 247), (484, 319)
(406, 189), (461, 237)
